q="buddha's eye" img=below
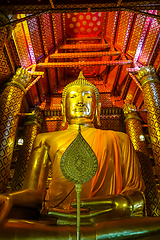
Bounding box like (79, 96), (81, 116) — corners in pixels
(85, 94), (92, 98)
(70, 95), (77, 98)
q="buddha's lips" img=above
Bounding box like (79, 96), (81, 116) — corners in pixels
(74, 107), (88, 112)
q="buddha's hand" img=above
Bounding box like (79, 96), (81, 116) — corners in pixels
(0, 193), (13, 227)
(72, 195), (133, 217)
(48, 195), (133, 223)
(49, 192), (144, 222)
(12, 67), (32, 88)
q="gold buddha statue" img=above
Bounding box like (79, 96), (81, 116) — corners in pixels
(1, 71), (160, 239)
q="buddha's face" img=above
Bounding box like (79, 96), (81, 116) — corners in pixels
(65, 86), (97, 125)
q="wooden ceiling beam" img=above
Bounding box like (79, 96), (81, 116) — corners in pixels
(50, 51), (120, 58)
(59, 43), (109, 49)
(129, 73), (143, 91)
(66, 37), (101, 41)
(38, 60), (132, 68)
(26, 76), (42, 92)
(1, 5), (160, 25)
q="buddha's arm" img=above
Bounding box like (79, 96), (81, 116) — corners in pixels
(0, 138), (50, 226)
(49, 190), (144, 221)
(73, 190), (144, 217)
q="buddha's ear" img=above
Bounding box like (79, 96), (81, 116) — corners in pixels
(61, 101), (66, 127)
(96, 102), (101, 126)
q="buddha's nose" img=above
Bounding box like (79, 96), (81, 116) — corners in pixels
(77, 95), (84, 106)
(77, 99), (84, 105)
(77, 101), (84, 107)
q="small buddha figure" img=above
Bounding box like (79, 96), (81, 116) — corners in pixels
(2, 71), (159, 240)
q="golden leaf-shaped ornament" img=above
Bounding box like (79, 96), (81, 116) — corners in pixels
(60, 126), (98, 185)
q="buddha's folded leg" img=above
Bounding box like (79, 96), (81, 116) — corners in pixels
(1, 217), (160, 240)
(95, 217), (160, 240)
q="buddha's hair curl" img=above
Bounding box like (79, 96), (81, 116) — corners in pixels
(62, 71), (100, 105)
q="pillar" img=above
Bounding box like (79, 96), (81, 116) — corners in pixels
(137, 66), (160, 185)
(10, 107), (44, 192)
(123, 103), (160, 216)
(0, 68), (32, 192)
(0, 12), (12, 55)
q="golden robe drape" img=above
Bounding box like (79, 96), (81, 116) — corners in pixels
(45, 128), (144, 210)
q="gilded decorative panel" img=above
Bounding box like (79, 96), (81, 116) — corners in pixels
(0, 49), (12, 88)
(139, 15), (160, 65)
(54, 13), (63, 43)
(115, 11), (132, 49)
(22, 19), (36, 65)
(27, 17), (44, 60)
(127, 14), (146, 57)
(99, 93), (113, 107)
(7, 37), (21, 68)
(41, 13), (54, 52)
(134, 11), (154, 63)
(150, 39), (160, 69)
(12, 22), (31, 68)
(50, 96), (62, 110)
(105, 12), (117, 41)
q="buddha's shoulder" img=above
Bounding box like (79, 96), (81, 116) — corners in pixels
(112, 131), (128, 138)
(100, 130), (130, 141)
(35, 129), (70, 142)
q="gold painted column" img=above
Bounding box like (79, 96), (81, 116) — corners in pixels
(137, 66), (160, 185)
(123, 103), (160, 216)
(0, 12), (11, 55)
(11, 108), (44, 191)
(0, 68), (32, 193)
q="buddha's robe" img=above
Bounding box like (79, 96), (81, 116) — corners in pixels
(45, 128), (144, 210)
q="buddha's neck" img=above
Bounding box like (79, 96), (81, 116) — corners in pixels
(67, 123), (94, 130)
